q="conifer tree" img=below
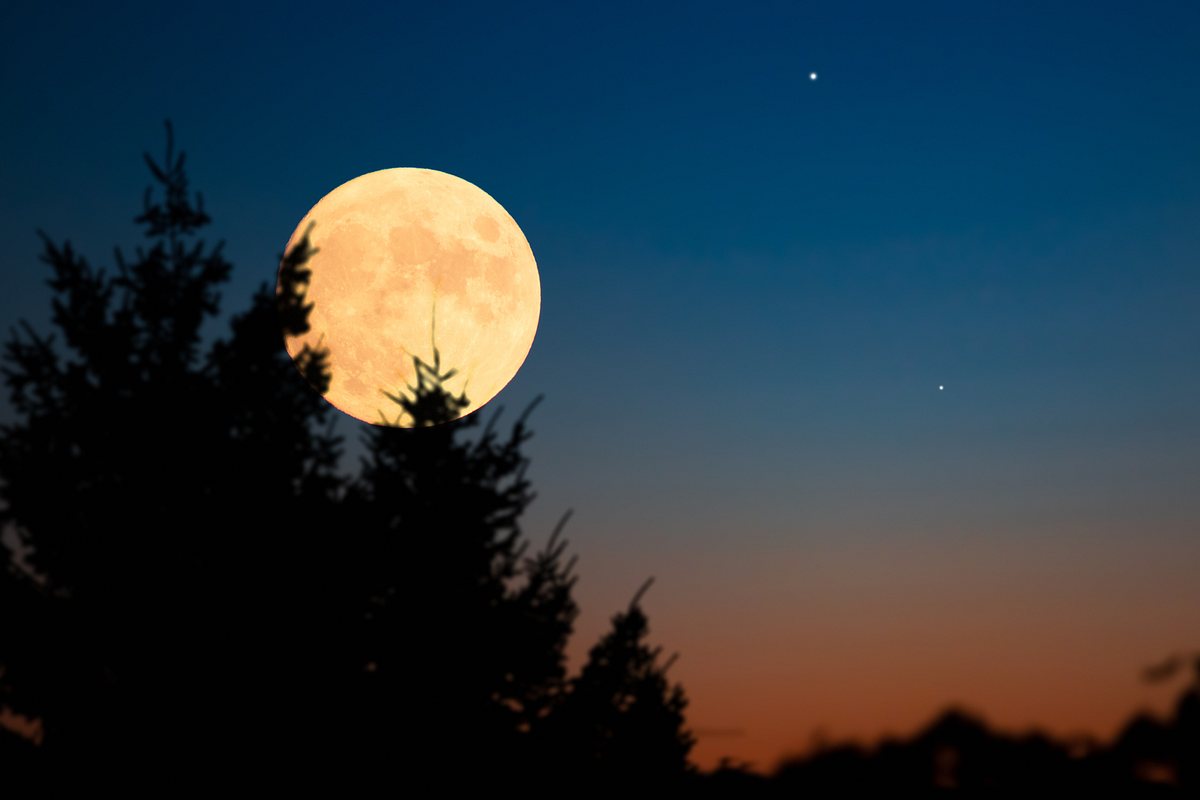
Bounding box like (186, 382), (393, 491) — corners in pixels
(347, 348), (580, 777)
(0, 121), (340, 773)
(0, 123), (694, 788)
(552, 578), (696, 788)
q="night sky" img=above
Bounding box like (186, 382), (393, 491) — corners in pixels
(4, 0), (1199, 770)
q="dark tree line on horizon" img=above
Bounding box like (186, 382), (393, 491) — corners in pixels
(0, 123), (1197, 793)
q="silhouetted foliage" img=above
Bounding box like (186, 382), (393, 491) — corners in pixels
(0, 122), (694, 789)
(12, 119), (1192, 796)
(0, 120), (342, 781)
(1176, 659), (1200, 788)
(275, 220), (330, 396)
(550, 578), (696, 789)
(378, 347), (469, 427)
(748, 666), (1200, 795)
(346, 366), (579, 777)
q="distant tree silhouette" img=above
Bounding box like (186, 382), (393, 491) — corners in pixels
(756, 664), (1200, 795)
(1129, 650), (1200, 789)
(1174, 656), (1200, 789)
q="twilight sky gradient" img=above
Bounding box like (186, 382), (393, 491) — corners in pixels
(3, 0), (1199, 771)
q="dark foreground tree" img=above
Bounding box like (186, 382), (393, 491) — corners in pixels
(343, 349), (584, 780)
(0, 123), (694, 788)
(0, 121), (342, 779)
(549, 579), (695, 789)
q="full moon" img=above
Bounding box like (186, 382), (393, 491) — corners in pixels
(279, 168), (540, 426)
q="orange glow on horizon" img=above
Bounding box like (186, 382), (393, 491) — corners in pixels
(561, 521), (1200, 773)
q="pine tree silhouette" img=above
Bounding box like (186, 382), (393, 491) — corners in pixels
(0, 120), (340, 779)
(346, 349), (582, 780)
(0, 122), (695, 789)
(0, 119), (236, 768)
(551, 579), (696, 788)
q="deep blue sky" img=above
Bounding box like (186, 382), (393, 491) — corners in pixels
(4, 0), (1200, 768)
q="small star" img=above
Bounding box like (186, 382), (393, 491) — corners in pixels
(809, 72), (818, 81)
(939, 385), (944, 391)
